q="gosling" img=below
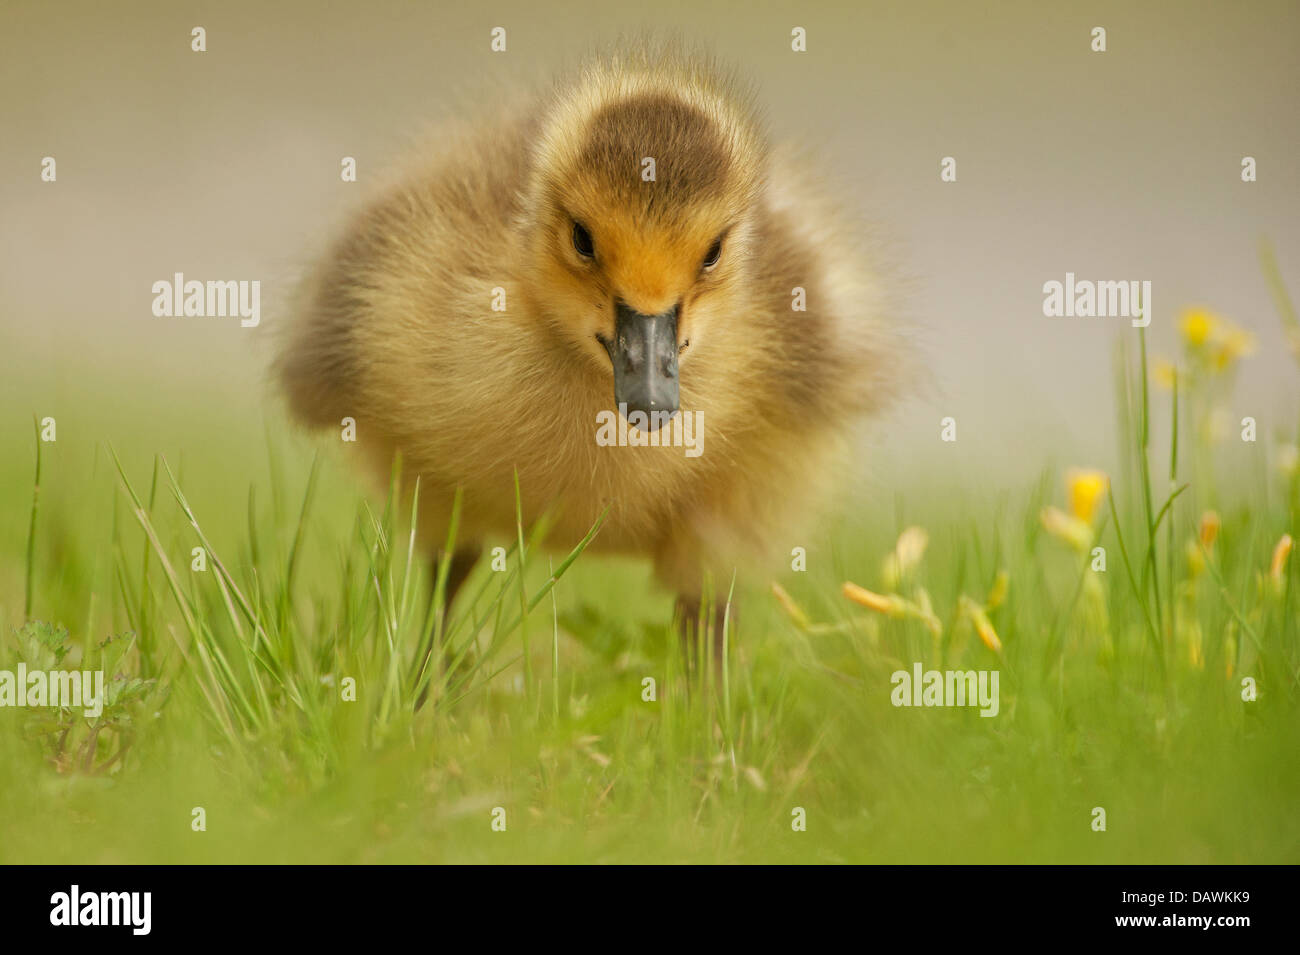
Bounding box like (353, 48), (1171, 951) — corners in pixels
(278, 45), (904, 646)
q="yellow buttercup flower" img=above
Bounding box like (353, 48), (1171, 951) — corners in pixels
(1178, 305), (1254, 371)
(1180, 308), (1218, 349)
(1066, 469), (1109, 524)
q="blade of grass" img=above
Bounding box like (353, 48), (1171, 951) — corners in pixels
(550, 557), (560, 723)
(276, 452), (320, 644)
(24, 416), (42, 619)
(411, 486), (464, 702)
(1136, 323), (1165, 641)
(1167, 370), (1180, 658)
(1107, 484), (1164, 675)
(513, 469), (534, 707)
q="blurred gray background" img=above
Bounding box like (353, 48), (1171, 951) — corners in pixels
(2, 0), (1298, 484)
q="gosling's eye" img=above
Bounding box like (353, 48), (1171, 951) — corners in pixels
(702, 237), (723, 271)
(572, 222), (595, 258)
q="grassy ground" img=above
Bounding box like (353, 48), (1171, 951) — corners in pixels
(2, 304), (1298, 865)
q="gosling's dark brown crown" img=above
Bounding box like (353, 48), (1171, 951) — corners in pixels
(578, 94), (733, 208)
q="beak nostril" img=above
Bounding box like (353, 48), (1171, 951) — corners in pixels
(608, 301), (680, 421)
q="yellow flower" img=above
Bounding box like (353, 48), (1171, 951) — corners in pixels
(959, 595), (1002, 653)
(842, 582), (942, 637)
(1176, 306), (1255, 371)
(1212, 325), (1257, 371)
(1186, 510), (1220, 580)
(1066, 469), (1109, 524)
(1151, 357), (1178, 390)
(1198, 511), (1221, 550)
(1042, 505), (1093, 552)
(882, 526), (928, 589)
(913, 588), (943, 638)
(1187, 622), (1204, 669)
(1180, 308), (1218, 349)
(985, 569), (1010, 611)
(842, 581), (905, 617)
(1271, 534), (1293, 586)
(770, 582), (811, 630)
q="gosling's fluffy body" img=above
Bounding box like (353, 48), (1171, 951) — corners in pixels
(279, 47), (901, 597)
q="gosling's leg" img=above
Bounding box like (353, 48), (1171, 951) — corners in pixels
(436, 546), (482, 610)
(675, 593), (736, 679)
(656, 533), (738, 680)
(413, 545), (481, 709)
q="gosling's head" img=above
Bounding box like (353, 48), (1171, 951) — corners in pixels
(522, 54), (768, 428)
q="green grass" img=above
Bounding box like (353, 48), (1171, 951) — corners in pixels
(2, 288), (1298, 864)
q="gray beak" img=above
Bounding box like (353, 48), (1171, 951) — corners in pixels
(603, 302), (680, 431)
